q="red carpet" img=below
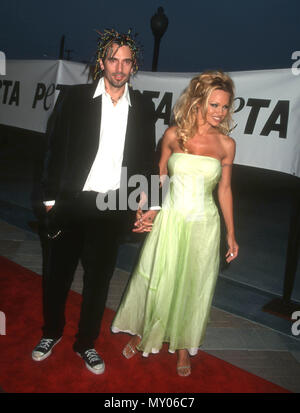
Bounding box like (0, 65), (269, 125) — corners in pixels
(0, 255), (290, 393)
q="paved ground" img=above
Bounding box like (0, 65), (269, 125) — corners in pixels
(1, 218), (300, 393)
(0, 127), (300, 393)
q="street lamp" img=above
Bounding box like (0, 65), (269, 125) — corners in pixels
(151, 7), (168, 71)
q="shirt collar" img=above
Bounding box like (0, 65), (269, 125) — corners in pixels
(93, 77), (131, 106)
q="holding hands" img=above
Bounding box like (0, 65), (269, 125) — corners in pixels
(133, 209), (159, 233)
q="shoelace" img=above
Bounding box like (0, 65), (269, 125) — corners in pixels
(84, 349), (101, 364)
(38, 338), (55, 350)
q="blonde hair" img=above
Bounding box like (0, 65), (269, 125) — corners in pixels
(173, 70), (235, 151)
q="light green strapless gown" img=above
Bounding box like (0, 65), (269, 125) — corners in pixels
(112, 153), (222, 356)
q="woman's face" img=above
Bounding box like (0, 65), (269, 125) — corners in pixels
(201, 89), (230, 127)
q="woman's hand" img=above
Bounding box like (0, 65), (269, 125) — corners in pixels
(225, 234), (239, 263)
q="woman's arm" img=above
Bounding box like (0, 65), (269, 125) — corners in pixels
(133, 127), (176, 232)
(217, 137), (239, 262)
(158, 126), (176, 179)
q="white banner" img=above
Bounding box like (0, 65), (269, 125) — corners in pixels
(0, 60), (90, 132)
(132, 70), (300, 178)
(0, 60), (299, 177)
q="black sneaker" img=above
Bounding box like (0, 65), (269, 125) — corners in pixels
(77, 349), (105, 375)
(32, 337), (62, 361)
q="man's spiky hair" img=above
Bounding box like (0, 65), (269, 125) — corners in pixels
(94, 28), (142, 79)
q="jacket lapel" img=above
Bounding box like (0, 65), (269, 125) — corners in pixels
(82, 89), (102, 167)
(122, 88), (135, 168)
(88, 84), (102, 156)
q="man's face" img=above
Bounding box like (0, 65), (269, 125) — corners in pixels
(100, 43), (134, 89)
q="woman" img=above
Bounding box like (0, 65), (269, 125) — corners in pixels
(111, 71), (239, 377)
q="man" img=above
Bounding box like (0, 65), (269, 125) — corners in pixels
(32, 29), (159, 375)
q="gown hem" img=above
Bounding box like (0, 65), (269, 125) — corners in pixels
(111, 327), (200, 357)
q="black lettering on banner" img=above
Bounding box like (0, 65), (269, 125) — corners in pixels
(44, 83), (56, 110)
(9, 81), (20, 105)
(0, 80), (12, 104)
(260, 100), (289, 139)
(142, 90), (173, 124)
(233, 97), (245, 113)
(0, 80), (20, 105)
(32, 83), (60, 110)
(142, 90), (160, 121)
(142, 90), (160, 101)
(32, 83), (46, 108)
(155, 92), (173, 125)
(244, 98), (270, 134)
(55, 84), (69, 94)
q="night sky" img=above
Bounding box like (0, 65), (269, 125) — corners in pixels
(1, 0), (299, 73)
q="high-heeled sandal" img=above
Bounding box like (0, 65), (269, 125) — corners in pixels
(122, 339), (140, 359)
(177, 349), (191, 377)
(177, 365), (191, 377)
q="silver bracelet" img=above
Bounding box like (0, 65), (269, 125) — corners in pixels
(47, 230), (62, 240)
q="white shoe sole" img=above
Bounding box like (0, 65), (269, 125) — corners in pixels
(76, 352), (105, 375)
(32, 338), (62, 362)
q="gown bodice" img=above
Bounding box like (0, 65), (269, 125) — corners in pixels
(163, 152), (222, 221)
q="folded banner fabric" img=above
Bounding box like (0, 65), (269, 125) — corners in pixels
(0, 60), (299, 177)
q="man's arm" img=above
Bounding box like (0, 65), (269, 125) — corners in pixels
(41, 87), (72, 205)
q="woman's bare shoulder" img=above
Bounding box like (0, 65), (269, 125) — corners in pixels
(220, 134), (236, 161)
(220, 133), (236, 151)
(163, 126), (178, 145)
(164, 125), (177, 139)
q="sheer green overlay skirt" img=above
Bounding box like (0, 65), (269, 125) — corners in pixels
(112, 153), (222, 356)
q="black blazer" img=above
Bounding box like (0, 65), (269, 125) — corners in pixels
(42, 81), (159, 211)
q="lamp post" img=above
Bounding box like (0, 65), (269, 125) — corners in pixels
(151, 7), (168, 71)
(59, 35), (65, 60)
(65, 49), (74, 61)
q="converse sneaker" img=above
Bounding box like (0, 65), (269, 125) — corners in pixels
(32, 337), (62, 361)
(77, 348), (105, 375)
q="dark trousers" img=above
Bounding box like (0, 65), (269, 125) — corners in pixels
(41, 191), (130, 352)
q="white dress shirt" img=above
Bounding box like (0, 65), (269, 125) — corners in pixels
(83, 77), (130, 193)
